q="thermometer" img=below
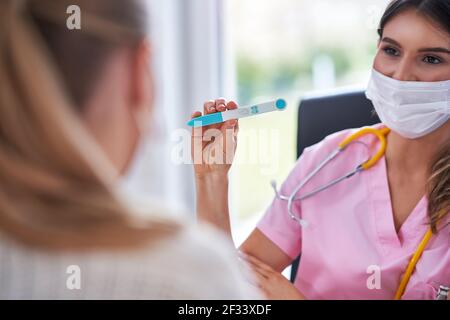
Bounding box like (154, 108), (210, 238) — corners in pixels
(187, 99), (287, 127)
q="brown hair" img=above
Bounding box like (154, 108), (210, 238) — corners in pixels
(0, 0), (179, 250)
(427, 141), (450, 233)
(378, 0), (450, 233)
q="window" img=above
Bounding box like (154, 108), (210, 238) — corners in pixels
(228, 0), (390, 244)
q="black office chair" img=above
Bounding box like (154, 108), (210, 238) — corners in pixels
(290, 90), (380, 283)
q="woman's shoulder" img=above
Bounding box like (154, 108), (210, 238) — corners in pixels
(279, 123), (384, 188)
(303, 123), (384, 155)
(100, 220), (260, 299)
(120, 196), (258, 296)
(140, 221), (260, 298)
(298, 123), (384, 166)
(0, 215), (259, 299)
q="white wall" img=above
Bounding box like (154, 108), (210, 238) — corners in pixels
(121, 0), (233, 217)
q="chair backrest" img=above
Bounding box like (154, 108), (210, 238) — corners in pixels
(290, 90), (380, 282)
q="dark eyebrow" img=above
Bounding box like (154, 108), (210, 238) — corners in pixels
(381, 37), (402, 48)
(418, 47), (450, 55)
(381, 37), (450, 55)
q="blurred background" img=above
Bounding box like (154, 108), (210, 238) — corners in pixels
(123, 0), (390, 245)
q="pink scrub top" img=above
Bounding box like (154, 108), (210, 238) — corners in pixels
(257, 124), (449, 300)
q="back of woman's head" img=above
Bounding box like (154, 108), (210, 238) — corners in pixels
(0, 0), (178, 250)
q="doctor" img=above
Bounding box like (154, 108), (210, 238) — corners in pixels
(191, 0), (449, 299)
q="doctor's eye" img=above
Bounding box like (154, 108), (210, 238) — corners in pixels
(422, 55), (442, 65)
(382, 46), (400, 57)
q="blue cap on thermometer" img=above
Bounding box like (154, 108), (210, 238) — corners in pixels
(187, 99), (287, 127)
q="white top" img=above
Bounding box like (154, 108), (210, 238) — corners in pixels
(0, 222), (260, 299)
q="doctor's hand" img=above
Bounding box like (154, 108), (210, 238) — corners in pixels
(239, 252), (306, 300)
(190, 99), (239, 178)
(191, 99), (239, 238)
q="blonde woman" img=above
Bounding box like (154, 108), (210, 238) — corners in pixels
(0, 0), (258, 299)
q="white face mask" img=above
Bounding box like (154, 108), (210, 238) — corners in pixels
(365, 69), (450, 139)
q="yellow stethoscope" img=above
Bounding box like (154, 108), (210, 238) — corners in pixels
(270, 126), (433, 300)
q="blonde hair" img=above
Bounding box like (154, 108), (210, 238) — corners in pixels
(0, 0), (179, 250)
